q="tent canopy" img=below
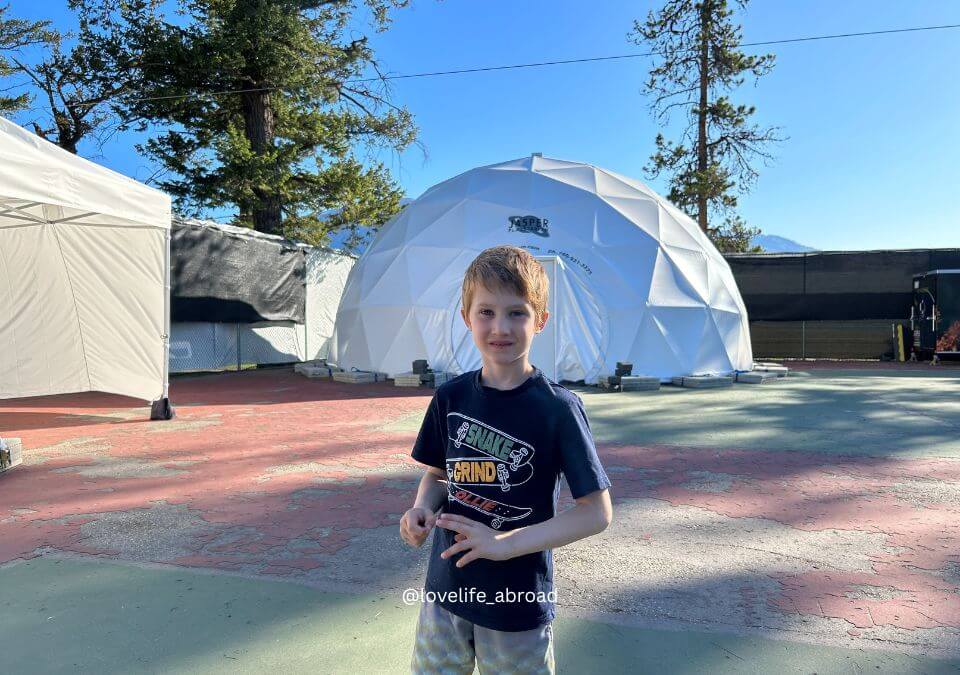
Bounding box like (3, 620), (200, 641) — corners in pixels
(331, 155), (753, 382)
(0, 117), (171, 402)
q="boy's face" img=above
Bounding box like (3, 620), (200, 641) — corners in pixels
(461, 284), (548, 370)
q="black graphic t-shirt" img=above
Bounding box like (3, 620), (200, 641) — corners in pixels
(411, 368), (611, 631)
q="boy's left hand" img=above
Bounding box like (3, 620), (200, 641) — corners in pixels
(436, 513), (514, 567)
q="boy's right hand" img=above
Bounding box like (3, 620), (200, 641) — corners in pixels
(400, 507), (437, 547)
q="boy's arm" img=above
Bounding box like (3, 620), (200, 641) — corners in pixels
(400, 465), (448, 548)
(413, 465), (448, 512)
(437, 487), (612, 567)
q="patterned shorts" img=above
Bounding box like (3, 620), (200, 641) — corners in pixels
(411, 601), (555, 675)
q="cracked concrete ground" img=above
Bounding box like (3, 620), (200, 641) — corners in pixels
(2, 364), (960, 673)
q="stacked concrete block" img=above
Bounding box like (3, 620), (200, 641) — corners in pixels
(332, 370), (388, 384)
(294, 359), (326, 374)
(619, 376), (660, 392)
(393, 361), (452, 388)
(299, 364), (342, 379)
(736, 371), (781, 384)
(751, 363), (789, 377)
(394, 372), (423, 387)
(670, 375), (734, 389)
(597, 375), (620, 390)
(0, 438), (23, 474)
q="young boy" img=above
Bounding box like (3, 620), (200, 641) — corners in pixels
(400, 245), (612, 674)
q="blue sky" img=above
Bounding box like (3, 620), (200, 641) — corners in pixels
(9, 1), (960, 251)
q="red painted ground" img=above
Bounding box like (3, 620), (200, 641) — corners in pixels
(0, 371), (428, 573)
(601, 445), (960, 631)
(2, 367), (959, 639)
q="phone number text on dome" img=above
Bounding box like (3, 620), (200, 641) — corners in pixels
(520, 245), (593, 276)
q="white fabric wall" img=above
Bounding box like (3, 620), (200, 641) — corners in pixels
(305, 248), (355, 360)
(0, 222), (166, 400)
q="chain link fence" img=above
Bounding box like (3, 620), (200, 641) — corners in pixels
(749, 320), (896, 360)
(170, 321), (307, 373)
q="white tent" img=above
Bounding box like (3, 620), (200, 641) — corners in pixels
(305, 247), (356, 361)
(0, 117), (172, 411)
(331, 155), (753, 383)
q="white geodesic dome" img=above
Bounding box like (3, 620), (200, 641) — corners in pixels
(330, 155), (753, 383)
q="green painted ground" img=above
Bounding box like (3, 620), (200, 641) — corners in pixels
(2, 557), (957, 674)
(387, 369), (960, 459)
(583, 369), (960, 459)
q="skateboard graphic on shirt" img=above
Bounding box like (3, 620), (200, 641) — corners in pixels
(445, 412), (537, 528)
(447, 485), (533, 530)
(445, 456), (533, 491)
(447, 413), (534, 466)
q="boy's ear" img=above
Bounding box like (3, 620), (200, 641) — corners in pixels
(537, 310), (550, 333)
(461, 306), (472, 331)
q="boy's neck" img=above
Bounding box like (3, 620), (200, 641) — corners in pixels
(479, 359), (536, 391)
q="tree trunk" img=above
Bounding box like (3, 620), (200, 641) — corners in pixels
(241, 88), (282, 235)
(696, 0), (711, 234)
(52, 112), (79, 154)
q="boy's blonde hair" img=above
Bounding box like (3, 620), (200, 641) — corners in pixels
(461, 246), (548, 322)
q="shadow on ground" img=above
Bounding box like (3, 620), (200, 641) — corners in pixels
(3, 557), (957, 675)
(579, 369), (960, 458)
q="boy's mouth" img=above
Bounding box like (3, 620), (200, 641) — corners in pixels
(489, 341), (513, 348)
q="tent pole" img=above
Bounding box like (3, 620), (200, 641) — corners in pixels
(151, 224), (175, 420)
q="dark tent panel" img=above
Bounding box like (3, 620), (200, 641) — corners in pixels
(171, 220), (306, 323)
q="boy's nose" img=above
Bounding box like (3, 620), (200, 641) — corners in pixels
(492, 317), (511, 335)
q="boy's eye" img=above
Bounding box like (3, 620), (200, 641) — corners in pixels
(511, 311), (528, 317)
(479, 309), (494, 317)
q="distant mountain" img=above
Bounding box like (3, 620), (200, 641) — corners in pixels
(750, 234), (817, 253)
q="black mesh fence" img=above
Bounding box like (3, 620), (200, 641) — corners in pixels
(171, 220), (306, 323)
(725, 249), (960, 321)
(749, 321), (895, 360)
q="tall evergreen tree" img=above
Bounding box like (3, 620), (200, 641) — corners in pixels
(118, 0), (416, 248)
(0, 5), (52, 116)
(0, 2), (141, 153)
(630, 0), (780, 252)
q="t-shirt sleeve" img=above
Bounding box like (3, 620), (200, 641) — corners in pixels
(411, 394), (447, 470)
(556, 395), (611, 499)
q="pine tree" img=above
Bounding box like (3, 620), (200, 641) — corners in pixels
(0, 2), (141, 153)
(118, 0), (416, 248)
(630, 0), (780, 252)
(0, 5), (52, 115)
